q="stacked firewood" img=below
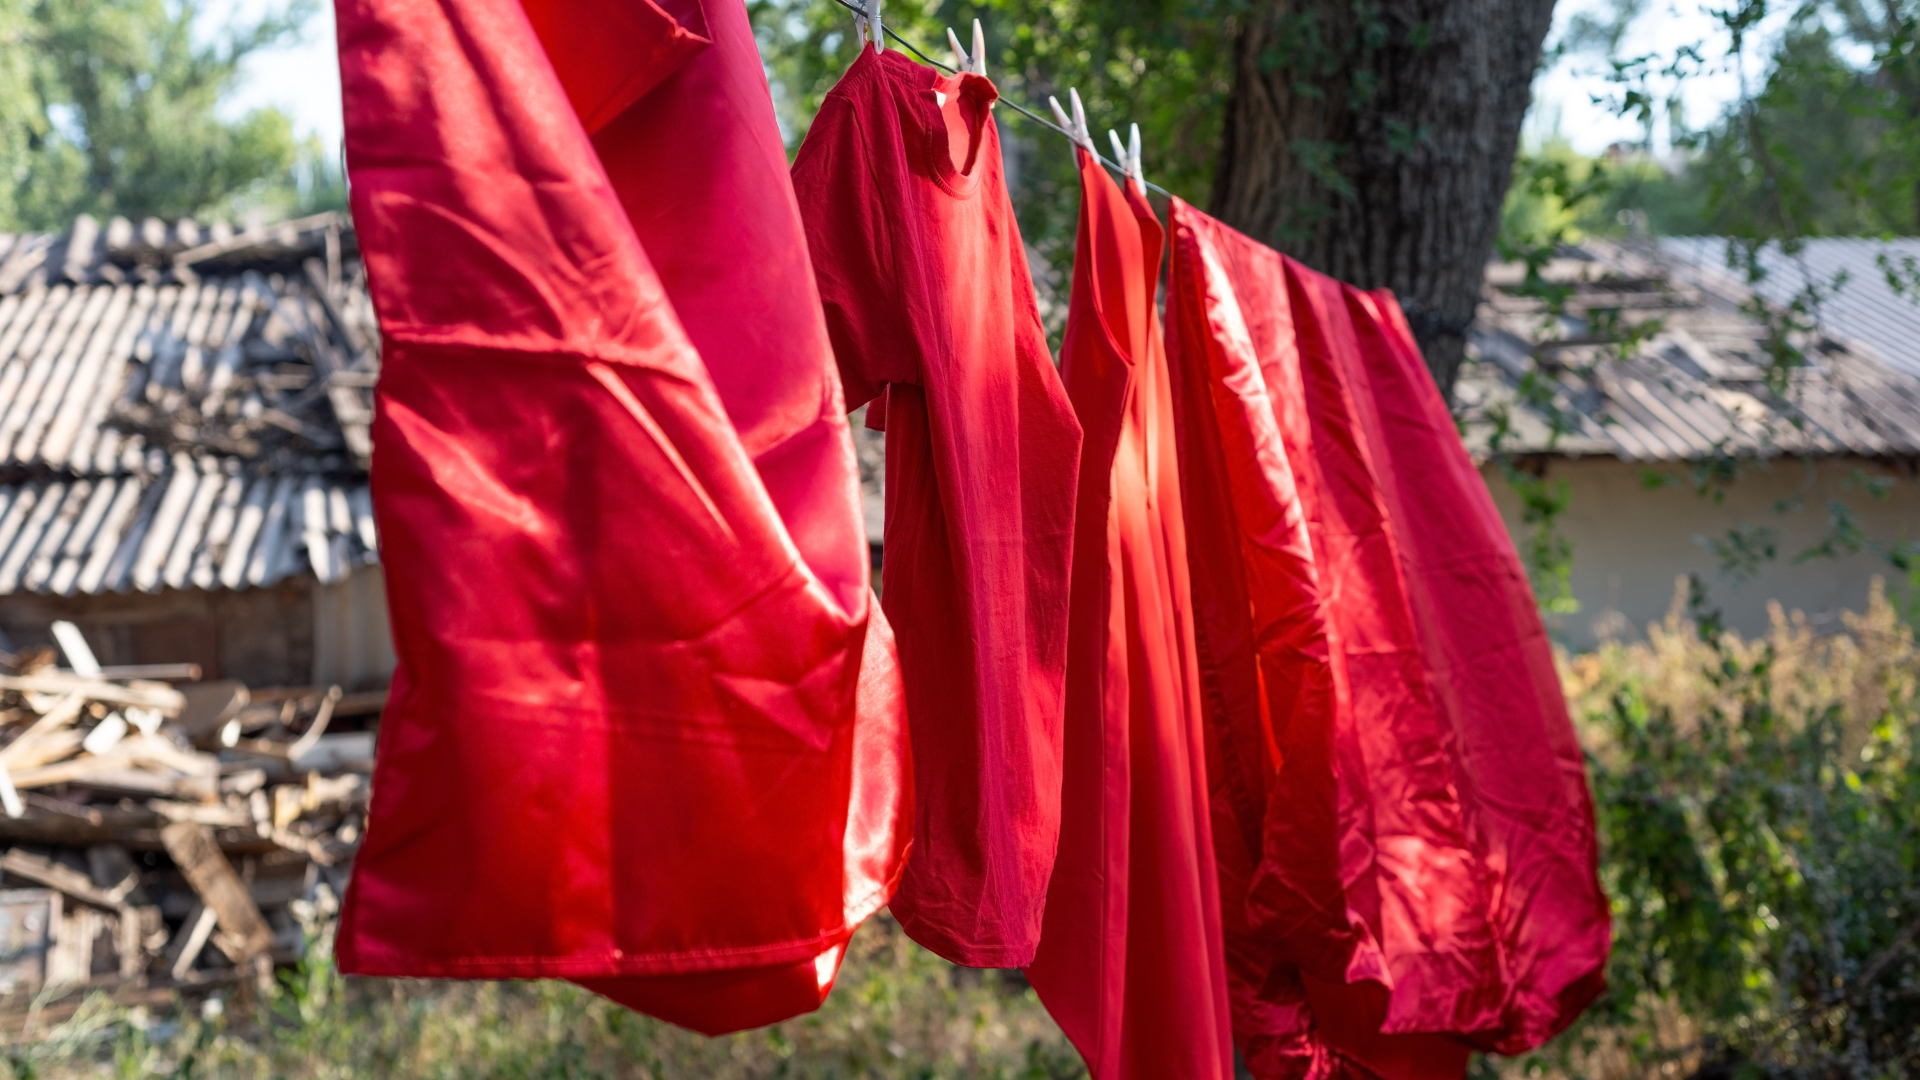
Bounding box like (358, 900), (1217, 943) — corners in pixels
(0, 622), (373, 1011)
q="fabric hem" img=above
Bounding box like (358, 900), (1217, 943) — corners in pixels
(337, 924), (855, 981)
(892, 914), (1037, 969)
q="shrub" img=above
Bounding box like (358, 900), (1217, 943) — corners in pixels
(1511, 578), (1920, 1079)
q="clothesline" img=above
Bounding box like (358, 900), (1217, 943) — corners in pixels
(335, 0), (1612, 1066)
(827, 0), (1176, 199)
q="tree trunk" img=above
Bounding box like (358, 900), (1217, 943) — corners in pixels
(1209, 0), (1556, 401)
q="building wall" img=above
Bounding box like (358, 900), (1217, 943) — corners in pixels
(0, 580), (317, 687)
(1483, 456), (1919, 651)
(312, 565), (396, 691)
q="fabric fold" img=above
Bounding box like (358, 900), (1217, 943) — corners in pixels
(334, 0), (908, 1036)
(1163, 198), (1607, 1077)
(1022, 151), (1233, 1080)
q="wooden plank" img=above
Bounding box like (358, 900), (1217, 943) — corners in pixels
(172, 211), (340, 267)
(157, 822), (272, 961)
(0, 694), (85, 769)
(118, 905), (159, 978)
(96, 664), (201, 682)
(0, 729), (84, 772)
(173, 680), (247, 741)
(122, 734), (218, 779)
(0, 673), (184, 714)
(150, 801), (250, 828)
(0, 849), (126, 910)
(6, 755), (145, 791)
(163, 902), (215, 981)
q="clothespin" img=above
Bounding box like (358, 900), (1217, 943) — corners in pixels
(1107, 123), (1145, 196)
(946, 18), (987, 76)
(854, 0), (884, 54)
(1048, 87), (1097, 156)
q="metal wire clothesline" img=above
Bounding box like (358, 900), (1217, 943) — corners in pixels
(822, 0), (1177, 199)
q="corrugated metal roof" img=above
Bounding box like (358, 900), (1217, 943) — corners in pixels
(1458, 238), (1920, 461)
(0, 214), (378, 597)
(1660, 237), (1920, 378)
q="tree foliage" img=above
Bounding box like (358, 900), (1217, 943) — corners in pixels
(0, 0), (341, 232)
(754, 0), (1548, 397)
(753, 0), (1232, 328)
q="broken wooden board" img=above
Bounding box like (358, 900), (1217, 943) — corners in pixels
(157, 823), (273, 961)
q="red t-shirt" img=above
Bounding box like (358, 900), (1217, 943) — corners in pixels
(1023, 151), (1234, 1079)
(791, 48), (1082, 967)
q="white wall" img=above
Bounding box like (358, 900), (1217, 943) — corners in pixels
(1482, 456), (1919, 650)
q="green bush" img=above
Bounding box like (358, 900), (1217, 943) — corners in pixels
(1507, 579), (1920, 1079)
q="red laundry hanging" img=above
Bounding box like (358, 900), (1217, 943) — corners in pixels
(333, 0), (909, 1037)
(791, 48), (1082, 968)
(518, 0), (914, 1028)
(1022, 151), (1233, 1080)
(1162, 199), (1607, 1078)
(1335, 286), (1610, 1053)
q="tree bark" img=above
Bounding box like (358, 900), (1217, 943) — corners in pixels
(1210, 0), (1556, 400)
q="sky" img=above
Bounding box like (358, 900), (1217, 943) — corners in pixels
(215, 0), (343, 152)
(1527, 0), (1795, 156)
(219, 0), (1787, 161)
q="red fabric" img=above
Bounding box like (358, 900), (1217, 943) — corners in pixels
(791, 48), (1081, 967)
(518, 0), (707, 134)
(1023, 152), (1233, 1079)
(1162, 199), (1607, 1077)
(333, 0), (909, 1036)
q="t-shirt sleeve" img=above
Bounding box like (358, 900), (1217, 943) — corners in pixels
(791, 91), (919, 410)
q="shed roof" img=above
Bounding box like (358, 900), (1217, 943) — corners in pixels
(0, 213), (379, 597)
(1457, 237), (1920, 462)
(1661, 237), (1920, 379)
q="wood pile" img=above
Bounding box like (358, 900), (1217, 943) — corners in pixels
(0, 622), (374, 1011)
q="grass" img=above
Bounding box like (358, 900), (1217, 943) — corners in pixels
(1, 917), (1085, 1079)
